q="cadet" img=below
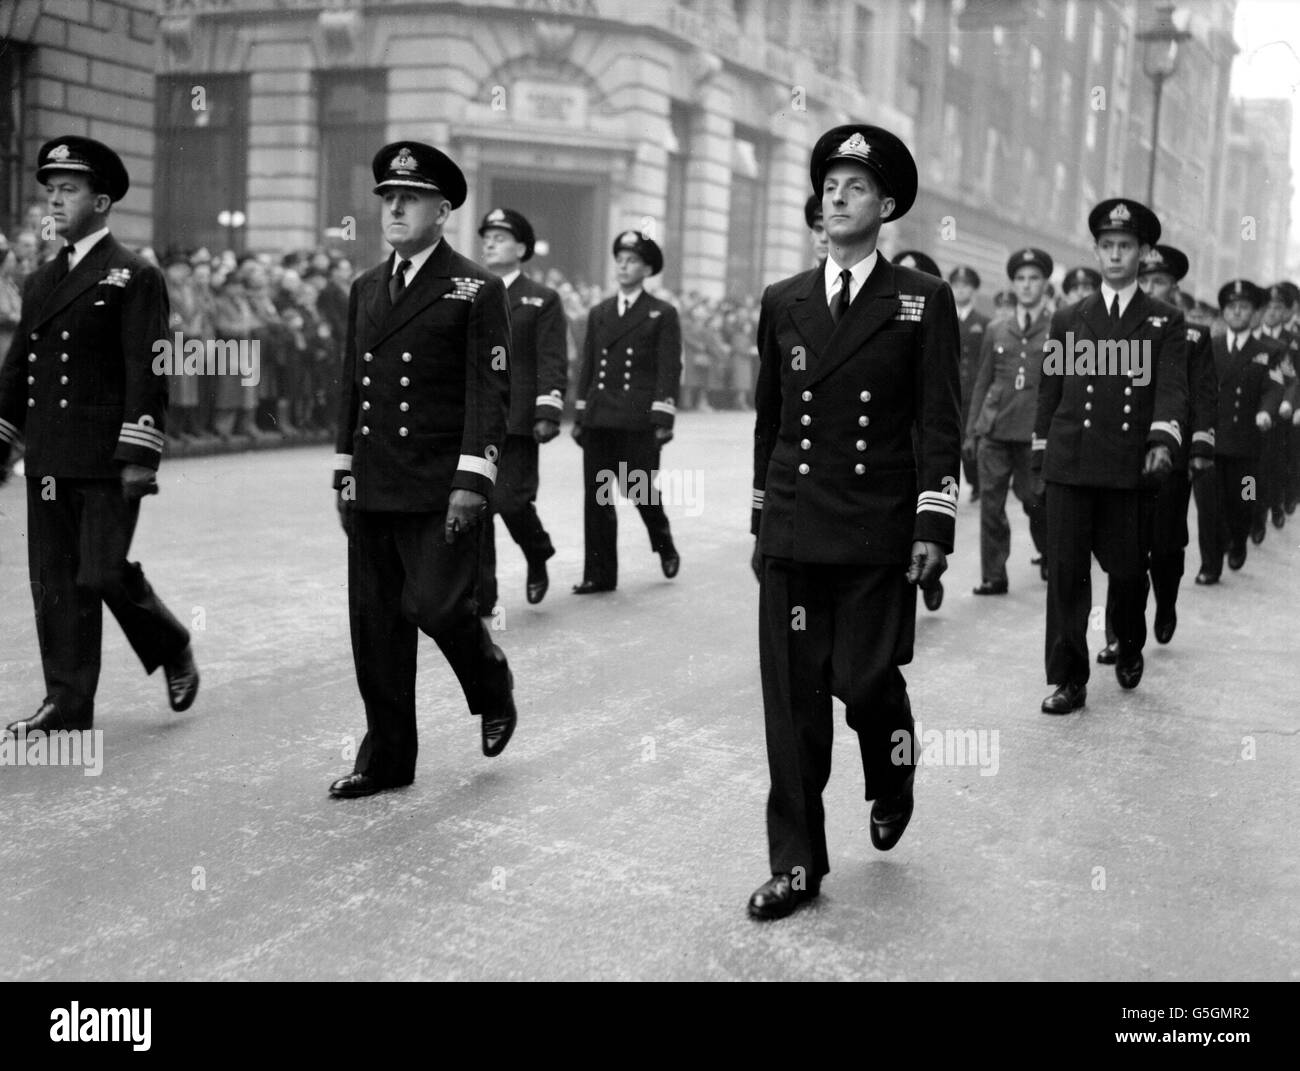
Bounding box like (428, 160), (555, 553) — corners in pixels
(1253, 283), (1298, 535)
(1096, 245), (1216, 656)
(949, 265), (989, 504)
(1033, 199), (1187, 715)
(476, 207), (568, 608)
(748, 125), (960, 920)
(805, 194), (828, 266)
(329, 142), (516, 798)
(1060, 266), (1101, 307)
(1191, 280), (1284, 583)
(0, 136), (198, 734)
(571, 231), (682, 593)
(965, 248), (1052, 594)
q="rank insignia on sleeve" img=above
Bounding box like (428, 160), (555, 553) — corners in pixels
(894, 294), (925, 322)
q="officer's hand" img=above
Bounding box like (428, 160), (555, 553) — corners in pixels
(336, 491), (354, 537)
(445, 489), (487, 544)
(654, 426), (674, 445)
(534, 419), (560, 444)
(906, 541), (947, 588)
(121, 463), (159, 502)
(751, 539), (763, 582)
(1279, 400), (1294, 420)
(1256, 411), (1273, 432)
(1142, 444), (1172, 477)
(571, 423), (585, 446)
(1189, 456), (1214, 479)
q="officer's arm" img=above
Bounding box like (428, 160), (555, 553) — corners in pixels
(752, 287), (781, 538)
(572, 305), (596, 430)
(533, 289), (568, 425)
(453, 273), (510, 501)
(1189, 329), (1217, 461)
(1147, 310), (1188, 457)
(0, 300), (32, 470)
(650, 304), (683, 434)
(1259, 349), (1285, 418)
(332, 281), (361, 495)
(911, 281), (961, 553)
(1033, 309), (1066, 471)
(114, 263), (170, 472)
(965, 327), (996, 441)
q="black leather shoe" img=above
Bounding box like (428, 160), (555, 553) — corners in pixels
(1115, 652), (1144, 690)
(1041, 683), (1086, 715)
(1030, 554), (1043, 566)
(922, 580), (944, 611)
(1154, 605), (1176, 644)
(572, 579), (615, 594)
(1287, 500), (1297, 516)
(1271, 507), (1285, 530)
(1096, 641), (1119, 665)
(659, 546), (680, 579)
(5, 700), (91, 735)
(972, 580), (1008, 595)
(163, 645), (200, 712)
(1250, 525), (1265, 546)
(525, 560), (549, 605)
(746, 872), (820, 920)
(1228, 544), (1247, 570)
(1194, 571), (1219, 585)
(328, 773), (411, 799)
(482, 697), (517, 758)
(870, 774), (915, 851)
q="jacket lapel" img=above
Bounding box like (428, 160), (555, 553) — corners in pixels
(370, 241), (456, 348)
(1118, 288), (1150, 337)
(1077, 291), (1109, 341)
(603, 291), (651, 347)
(33, 234), (119, 329)
(365, 255), (394, 333)
(790, 268), (833, 367)
(805, 257), (901, 389)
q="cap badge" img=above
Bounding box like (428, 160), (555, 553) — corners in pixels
(488, 209), (506, 222)
(836, 132), (870, 159)
(391, 147), (416, 171)
(48, 144), (71, 162)
(1023, 251), (1034, 261)
(1109, 203), (1132, 224)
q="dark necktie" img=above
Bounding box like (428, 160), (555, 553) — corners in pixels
(51, 243), (72, 287)
(1109, 294), (1120, 324)
(389, 259), (411, 304)
(831, 269), (852, 325)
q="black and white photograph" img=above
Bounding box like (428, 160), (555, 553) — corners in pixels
(0, 0), (1295, 1020)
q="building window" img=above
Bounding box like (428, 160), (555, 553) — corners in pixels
(1064, 0), (1077, 41)
(1028, 45), (1044, 114)
(664, 103), (692, 294)
(0, 42), (30, 238)
(727, 128), (767, 299)
(1059, 70), (1074, 125)
(943, 103), (963, 178)
(155, 75), (249, 255)
(1090, 10), (1104, 64)
(318, 70), (386, 266)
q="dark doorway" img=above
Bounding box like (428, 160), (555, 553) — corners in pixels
(487, 176), (601, 288)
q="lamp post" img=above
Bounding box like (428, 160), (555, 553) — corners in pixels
(1137, 3), (1191, 210)
(217, 208), (246, 254)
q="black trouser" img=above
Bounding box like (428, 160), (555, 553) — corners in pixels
(1045, 481), (1151, 686)
(1193, 455), (1253, 577)
(580, 427), (674, 588)
(477, 434), (556, 609)
(25, 477), (190, 721)
(1253, 425), (1287, 527)
(347, 509), (512, 785)
(758, 556), (917, 881)
(1288, 421), (1300, 507)
(1104, 467), (1193, 642)
(976, 438), (1045, 584)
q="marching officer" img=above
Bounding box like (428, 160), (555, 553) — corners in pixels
(1061, 266), (1101, 307)
(1033, 198), (1188, 715)
(1191, 280), (1284, 583)
(329, 141), (516, 799)
(1096, 244), (1216, 656)
(965, 247), (1052, 594)
(476, 207), (568, 608)
(1284, 282), (1300, 514)
(805, 194), (828, 267)
(570, 231), (682, 593)
(0, 136), (198, 734)
(949, 265), (989, 504)
(1252, 283), (1298, 535)
(747, 125), (960, 920)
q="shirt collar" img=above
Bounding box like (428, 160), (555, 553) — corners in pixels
(66, 226), (110, 269)
(618, 286), (643, 309)
(956, 303), (972, 322)
(393, 238), (440, 280)
(1099, 279), (1138, 317)
(500, 268), (521, 289)
(824, 249), (878, 302)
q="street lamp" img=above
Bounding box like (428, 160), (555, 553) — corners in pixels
(217, 209), (246, 253)
(1137, 3), (1191, 209)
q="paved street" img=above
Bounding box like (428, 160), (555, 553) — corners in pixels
(0, 411), (1296, 981)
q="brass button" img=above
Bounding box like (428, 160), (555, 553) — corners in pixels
(800, 414), (811, 426)
(28, 354), (35, 362)
(856, 440), (866, 450)
(1083, 419), (1092, 428)
(1085, 402), (1092, 411)
(362, 376), (371, 386)
(854, 463), (865, 474)
(1123, 405), (1131, 413)
(61, 330), (70, 340)
(622, 384), (630, 391)
(399, 402), (409, 412)
(1122, 422), (1129, 431)
(802, 390), (812, 401)
(1124, 387), (1132, 396)
(363, 353), (372, 362)
(400, 377), (410, 387)
(60, 375), (68, 385)
(402, 353), (412, 363)
(1086, 384), (1094, 393)
(59, 399), (68, 408)
(361, 401), (370, 410)
(27, 375), (34, 384)
(61, 354), (69, 363)
(859, 390), (871, 402)
(859, 415), (869, 427)
(29, 332), (37, 340)
(798, 463), (810, 475)
(28, 397), (35, 407)
(399, 427), (408, 436)
(361, 425), (370, 435)
(800, 438), (811, 450)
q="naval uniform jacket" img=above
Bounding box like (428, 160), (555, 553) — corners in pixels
(332, 241), (510, 511)
(966, 308), (1048, 443)
(0, 234), (169, 476)
(1183, 323), (1218, 465)
(505, 273), (568, 434)
(1210, 333), (1284, 460)
(573, 291), (682, 432)
(751, 258), (962, 564)
(1032, 290), (1188, 488)
(956, 306), (990, 417)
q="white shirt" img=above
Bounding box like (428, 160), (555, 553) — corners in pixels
(618, 287), (644, 316)
(1099, 279), (1138, 319)
(500, 268), (521, 290)
(66, 226), (110, 271)
(825, 249), (878, 308)
(1227, 329), (1253, 353)
(391, 239), (440, 288)
(956, 303), (973, 323)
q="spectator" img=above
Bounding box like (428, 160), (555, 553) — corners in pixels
(161, 251), (201, 442)
(0, 237), (22, 366)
